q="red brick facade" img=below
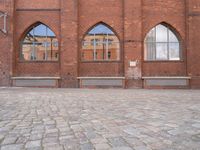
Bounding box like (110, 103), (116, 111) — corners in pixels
(0, 0), (200, 88)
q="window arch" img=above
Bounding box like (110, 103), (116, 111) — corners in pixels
(20, 23), (59, 61)
(144, 24), (181, 61)
(81, 23), (120, 61)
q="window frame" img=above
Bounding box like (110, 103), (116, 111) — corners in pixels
(81, 24), (121, 62)
(19, 23), (59, 63)
(144, 24), (182, 62)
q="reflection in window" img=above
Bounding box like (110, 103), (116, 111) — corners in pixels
(144, 24), (181, 61)
(81, 24), (120, 61)
(21, 24), (59, 61)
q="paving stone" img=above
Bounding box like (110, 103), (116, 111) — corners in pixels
(45, 132), (59, 138)
(30, 133), (43, 140)
(134, 146), (152, 150)
(192, 123), (200, 128)
(191, 133), (200, 142)
(59, 137), (78, 145)
(80, 143), (94, 150)
(63, 142), (80, 150)
(43, 144), (64, 150)
(1, 136), (17, 145)
(167, 129), (181, 136)
(25, 140), (41, 148)
(84, 130), (97, 139)
(122, 127), (141, 136)
(90, 137), (107, 144)
(0, 134), (6, 143)
(94, 143), (111, 150)
(0, 88), (200, 149)
(26, 147), (42, 150)
(16, 136), (29, 144)
(1, 144), (24, 150)
(110, 147), (133, 150)
(42, 137), (58, 144)
(107, 137), (129, 147)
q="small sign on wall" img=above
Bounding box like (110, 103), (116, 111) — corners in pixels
(129, 60), (138, 67)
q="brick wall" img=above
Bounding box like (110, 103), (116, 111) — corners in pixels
(0, 0), (13, 86)
(60, 0), (78, 88)
(187, 0), (200, 88)
(13, 0), (61, 78)
(142, 0), (187, 77)
(78, 0), (124, 77)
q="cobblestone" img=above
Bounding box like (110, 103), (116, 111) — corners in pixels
(0, 88), (200, 149)
(25, 140), (41, 149)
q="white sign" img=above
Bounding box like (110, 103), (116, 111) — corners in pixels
(130, 61), (137, 67)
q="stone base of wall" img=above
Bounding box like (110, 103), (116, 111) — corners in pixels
(143, 76), (191, 89)
(78, 77), (125, 88)
(12, 77), (61, 88)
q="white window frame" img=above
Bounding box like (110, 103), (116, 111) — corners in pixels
(144, 24), (181, 61)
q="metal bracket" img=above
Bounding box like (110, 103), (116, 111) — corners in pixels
(0, 11), (7, 34)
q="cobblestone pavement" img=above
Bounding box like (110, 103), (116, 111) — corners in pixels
(0, 88), (200, 150)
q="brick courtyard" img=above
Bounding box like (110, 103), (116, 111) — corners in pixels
(0, 88), (200, 150)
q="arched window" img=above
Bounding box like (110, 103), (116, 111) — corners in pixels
(81, 23), (120, 61)
(21, 23), (59, 61)
(144, 24), (181, 61)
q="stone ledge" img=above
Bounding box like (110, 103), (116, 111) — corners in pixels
(11, 77), (61, 80)
(77, 77), (125, 80)
(11, 77), (61, 87)
(142, 76), (191, 79)
(78, 77), (125, 88)
(143, 76), (191, 87)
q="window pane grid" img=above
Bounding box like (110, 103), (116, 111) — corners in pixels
(146, 42), (179, 44)
(81, 24), (120, 61)
(21, 24), (59, 61)
(145, 24), (180, 61)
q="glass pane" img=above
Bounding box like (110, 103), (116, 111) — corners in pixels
(108, 42), (120, 60)
(108, 51), (111, 59)
(34, 42), (43, 61)
(47, 27), (56, 37)
(34, 24), (47, 37)
(45, 41), (51, 61)
(82, 24), (120, 61)
(144, 43), (148, 60)
(24, 28), (35, 43)
(169, 30), (179, 42)
(45, 36), (56, 60)
(82, 41), (90, 48)
(110, 34), (119, 43)
(29, 29), (34, 37)
(81, 40), (94, 61)
(37, 36), (46, 44)
(91, 38), (101, 46)
(145, 42), (156, 60)
(96, 42), (104, 60)
(52, 40), (59, 61)
(156, 25), (168, 42)
(82, 50), (94, 61)
(169, 43), (180, 60)
(145, 28), (156, 43)
(23, 35), (32, 43)
(108, 39), (113, 45)
(95, 39), (100, 46)
(89, 24), (114, 35)
(21, 43), (32, 60)
(156, 43), (168, 60)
